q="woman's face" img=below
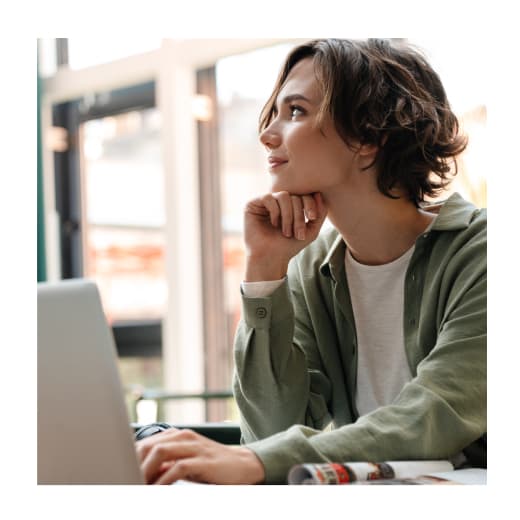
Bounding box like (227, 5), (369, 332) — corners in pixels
(260, 58), (357, 196)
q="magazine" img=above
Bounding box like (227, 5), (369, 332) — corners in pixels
(287, 460), (486, 485)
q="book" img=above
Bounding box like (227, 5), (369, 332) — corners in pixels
(287, 460), (486, 485)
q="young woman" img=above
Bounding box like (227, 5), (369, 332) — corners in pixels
(136, 38), (486, 485)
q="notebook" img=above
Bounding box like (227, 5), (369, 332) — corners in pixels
(37, 279), (144, 484)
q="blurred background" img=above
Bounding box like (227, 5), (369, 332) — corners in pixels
(37, 37), (487, 426)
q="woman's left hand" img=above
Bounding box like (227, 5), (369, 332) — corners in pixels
(135, 428), (266, 485)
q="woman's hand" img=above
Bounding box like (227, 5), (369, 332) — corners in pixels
(135, 428), (265, 485)
(244, 191), (327, 281)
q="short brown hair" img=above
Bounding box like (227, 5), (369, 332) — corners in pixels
(259, 39), (468, 206)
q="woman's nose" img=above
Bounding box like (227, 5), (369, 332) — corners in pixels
(259, 122), (281, 149)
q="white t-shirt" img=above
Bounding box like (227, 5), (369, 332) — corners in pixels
(345, 245), (414, 416)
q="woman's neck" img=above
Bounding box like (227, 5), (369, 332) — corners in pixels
(323, 183), (435, 266)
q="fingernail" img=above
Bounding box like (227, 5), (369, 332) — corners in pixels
(297, 230), (305, 241)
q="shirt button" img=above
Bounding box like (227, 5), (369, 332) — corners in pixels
(256, 307), (267, 319)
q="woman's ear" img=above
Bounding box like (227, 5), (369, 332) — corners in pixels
(358, 134), (387, 156)
(358, 143), (379, 157)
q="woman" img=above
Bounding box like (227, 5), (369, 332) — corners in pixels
(136, 38), (486, 485)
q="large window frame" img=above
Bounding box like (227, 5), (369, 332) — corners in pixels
(196, 66), (230, 420)
(52, 80), (162, 358)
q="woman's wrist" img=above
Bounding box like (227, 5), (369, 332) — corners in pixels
(244, 255), (288, 282)
(232, 446), (266, 484)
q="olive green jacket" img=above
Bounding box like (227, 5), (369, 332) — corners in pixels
(233, 193), (487, 484)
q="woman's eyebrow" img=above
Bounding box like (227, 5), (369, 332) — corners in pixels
(279, 93), (313, 105)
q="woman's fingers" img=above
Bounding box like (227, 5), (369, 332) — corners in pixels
(154, 457), (206, 485)
(291, 195), (306, 240)
(302, 194), (317, 221)
(275, 192), (326, 240)
(137, 428), (198, 483)
(142, 439), (201, 484)
(260, 194), (281, 228)
(308, 192), (327, 226)
(272, 191), (294, 237)
(245, 191), (326, 244)
(136, 428), (266, 485)
(135, 427), (179, 463)
(271, 191), (320, 240)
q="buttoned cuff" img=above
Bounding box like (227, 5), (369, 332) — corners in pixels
(240, 277), (292, 329)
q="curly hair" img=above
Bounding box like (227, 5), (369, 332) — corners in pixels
(259, 39), (468, 206)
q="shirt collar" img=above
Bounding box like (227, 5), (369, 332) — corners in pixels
(422, 192), (479, 231)
(319, 192), (479, 280)
(320, 233), (346, 281)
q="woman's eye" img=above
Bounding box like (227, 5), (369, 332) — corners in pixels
(290, 105), (305, 118)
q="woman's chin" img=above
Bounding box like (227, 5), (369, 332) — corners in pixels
(269, 176), (284, 191)
(270, 180), (313, 195)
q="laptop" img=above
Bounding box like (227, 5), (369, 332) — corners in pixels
(38, 279), (145, 484)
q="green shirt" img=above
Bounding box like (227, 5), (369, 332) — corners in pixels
(233, 192), (487, 484)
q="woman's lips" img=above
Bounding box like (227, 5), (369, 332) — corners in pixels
(268, 158), (288, 169)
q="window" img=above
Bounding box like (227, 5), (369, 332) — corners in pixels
(81, 109), (166, 323)
(52, 82), (165, 406)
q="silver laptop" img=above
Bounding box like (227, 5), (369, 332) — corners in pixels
(38, 279), (144, 484)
